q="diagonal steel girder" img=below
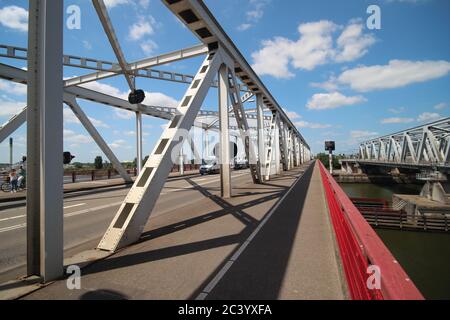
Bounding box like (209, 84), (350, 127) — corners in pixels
(97, 47), (225, 252)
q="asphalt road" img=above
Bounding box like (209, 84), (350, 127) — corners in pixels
(0, 170), (250, 283)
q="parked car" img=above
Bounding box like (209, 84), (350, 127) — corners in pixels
(200, 161), (220, 175)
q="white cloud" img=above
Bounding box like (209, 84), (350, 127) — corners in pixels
(388, 107), (405, 114)
(417, 112), (441, 122)
(124, 130), (136, 136)
(237, 23), (252, 31)
(82, 40), (92, 50)
(310, 77), (339, 91)
(110, 139), (131, 149)
(337, 60), (450, 92)
(381, 117), (415, 124)
(306, 92), (366, 110)
(115, 110), (134, 120)
(64, 129), (92, 144)
(295, 120), (332, 129)
(0, 99), (25, 117)
(350, 130), (378, 139)
(129, 19), (154, 41)
(0, 80), (27, 96)
(251, 20), (375, 78)
(140, 40), (158, 55)
(0, 6), (28, 32)
(104, 0), (130, 8)
(283, 109), (301, 119)
(434, 102), (447, 110)
(81, 81), (179, 120)
(246, 0), (270, 22)
(81, 81), (124, 97)
(335, 22), (376, 63)
(143, 92), (179, 108)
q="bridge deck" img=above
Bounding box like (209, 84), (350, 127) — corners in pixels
(19, 161), (347, 300)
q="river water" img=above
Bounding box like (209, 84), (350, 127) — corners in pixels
(340, 182), (450, 300)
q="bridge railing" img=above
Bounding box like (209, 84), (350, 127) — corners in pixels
(318, 161), (424, 300)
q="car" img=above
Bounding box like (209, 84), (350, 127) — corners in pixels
(199, 161), (220, 175)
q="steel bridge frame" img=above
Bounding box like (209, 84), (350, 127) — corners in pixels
(358, 118), (450, 167)
(0, 0), (311, 281)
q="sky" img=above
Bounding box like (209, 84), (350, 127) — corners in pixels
(0, 0), (449, 163)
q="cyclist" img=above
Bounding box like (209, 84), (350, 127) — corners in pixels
(9, 169), (18, 193)
(17, 166), (26, 190)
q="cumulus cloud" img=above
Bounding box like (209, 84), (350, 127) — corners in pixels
(0, 6), (28, 32)
(251, 20), (375, 78)
(306, 92), (367, 110)
(129, 18), (155, 41)
(283, 109), (302, 119)
(434, 102), (447, 110)
(295, 120), (332, 129)
(64, 129), (92, 144)
(80, 81), (179, 119)
(350, 130), (378, 139)
(104, 0), (130, 8)
(237, 23), (252, 31)
(388, 107), (405, 114)
(0, 80), (27, 96)
(0, 98), (25, 117)
(381, 117), (415, 124)
(336, 60), (450, 92)
(110, 139), (131, 149)
(417, 112), (442, 122)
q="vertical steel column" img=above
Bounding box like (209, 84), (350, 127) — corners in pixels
(275, 118), (281, 175)
(256, 94), (265, 178)
(179, 146), (184, 176)
(9, 138), (13, 167)
(136, 111), (143, 174)
(219, 64), (231, 198)
(26, 0), (64, 282)
(204, 129), (209, 161)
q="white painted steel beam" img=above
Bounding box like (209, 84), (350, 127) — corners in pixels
(26, 0), (64, 282)
(0, 107), (26, 143)
(97, 48), (224, 252)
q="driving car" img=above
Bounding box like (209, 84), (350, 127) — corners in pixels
(199, 161), (220, 175)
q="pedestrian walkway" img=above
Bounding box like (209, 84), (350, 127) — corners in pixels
(15, 161), (346, 300)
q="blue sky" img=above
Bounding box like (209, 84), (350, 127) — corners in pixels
(0, 0), (449, 163)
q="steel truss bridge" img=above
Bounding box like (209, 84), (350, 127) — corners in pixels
(341, 118), (450, 173)
(0, 0), (312, 281)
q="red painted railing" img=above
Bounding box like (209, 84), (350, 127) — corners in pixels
(318, 161), (424, 300)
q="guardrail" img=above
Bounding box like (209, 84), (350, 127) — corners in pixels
(357, 208), (450, 232)
(318, 161), (424, 300)
(2, 164), (202, 185)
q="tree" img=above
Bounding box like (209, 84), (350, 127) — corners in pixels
(94, 156), (103, 169)
(316, 153), (342, 170)
(72, 162), (83, 169)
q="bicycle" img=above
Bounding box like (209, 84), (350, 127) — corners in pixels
(1, 181), (11, 192)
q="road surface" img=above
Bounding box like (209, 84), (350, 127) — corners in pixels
(0, 170), (249, 283)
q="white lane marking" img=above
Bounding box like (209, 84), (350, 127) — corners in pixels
(0, 172), (251, 233)
(0, 201), (123, 233)
(195, 166), (310, 300)
(64, 203), (86, 209)
(0, 214), (25, 222)
(0, 203), (86, 223)
(0, 223), (26, 233)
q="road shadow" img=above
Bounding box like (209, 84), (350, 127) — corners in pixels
(190, 163), (314, 300)
(79, 188), (285, 276)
